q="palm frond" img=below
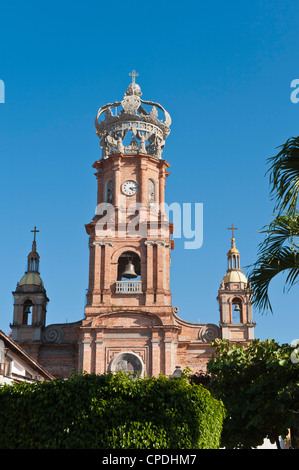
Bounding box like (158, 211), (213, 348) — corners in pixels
(267, 137), (299, 214)
(257, 213), (299, 257)
(247, 248), (299, 313)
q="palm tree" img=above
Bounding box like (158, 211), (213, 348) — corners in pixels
(248, 137), (299, 313)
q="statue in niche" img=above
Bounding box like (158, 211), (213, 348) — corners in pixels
(147, 179), (156, 207)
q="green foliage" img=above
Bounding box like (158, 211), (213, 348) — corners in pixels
(0, 372), (225, 449)
(207, 339), (299, 449)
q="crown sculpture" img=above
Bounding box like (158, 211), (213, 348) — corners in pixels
(95, 71), (171, 159)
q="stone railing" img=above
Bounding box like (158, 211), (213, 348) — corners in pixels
(115, 280), (142, 294)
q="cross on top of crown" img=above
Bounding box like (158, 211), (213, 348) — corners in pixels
(129, 70), (139, 84)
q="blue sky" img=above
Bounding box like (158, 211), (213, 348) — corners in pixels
(0, 0), (298, 343)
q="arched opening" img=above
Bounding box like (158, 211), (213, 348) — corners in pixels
(117, 251), (141, 280)
(104, 178), (113, 204)
(28, 256), (39, 272)
(147, 178), (156, 207)
(116, 251), (142, 294)
(22, 300), (33, 325)
(232, 298), (242, 323)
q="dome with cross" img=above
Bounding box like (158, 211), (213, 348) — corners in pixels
(17, 227), (44, 288)
(221, 225), (248, 287)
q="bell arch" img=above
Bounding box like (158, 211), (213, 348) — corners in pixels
(117, 251), (141, 280)
(111, 245), (144, 263)
(231, 296), (243, 323)
(22, 299), (34, 325)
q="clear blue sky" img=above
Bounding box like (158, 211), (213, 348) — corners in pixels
(0, 0), (298, 343)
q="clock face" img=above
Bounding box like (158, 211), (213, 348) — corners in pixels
(122, 180), (138, 196)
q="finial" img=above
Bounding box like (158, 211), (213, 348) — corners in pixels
(31, 226), (39, 242)
(129, 69), (139, 84)
(227, 224), (238, 239)
(31, 226), (39, 251)
(227, 224), (238, 249)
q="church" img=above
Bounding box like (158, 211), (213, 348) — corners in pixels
(10, 73), (256, 379)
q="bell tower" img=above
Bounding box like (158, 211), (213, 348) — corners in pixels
(11, 227), (49, 358)
(217, 225), (255, 342)
(80, 72), (177, 376)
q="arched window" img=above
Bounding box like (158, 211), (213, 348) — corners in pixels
(105, 179), (113, 204)
(22, 300), (33, 325)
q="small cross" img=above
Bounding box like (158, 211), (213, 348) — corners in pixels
(31, 226), (39, 242)
(227, 224), (238, 238)
(129, 70), (139, 84)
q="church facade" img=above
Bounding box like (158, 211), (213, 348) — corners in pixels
(10, 75), (255, 379)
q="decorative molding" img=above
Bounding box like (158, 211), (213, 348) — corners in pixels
(198, 324), (220, 343)
(92, 241), (114, 247)
(42, 325), (64, 344)
(145, 240), (171, 247)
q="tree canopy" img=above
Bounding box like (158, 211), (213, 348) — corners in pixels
(207, 338), (299, 449)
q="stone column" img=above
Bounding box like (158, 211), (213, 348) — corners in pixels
(145, 241), (154, 304)
(151, 331), (161, 376)
(78, 340), (83, 371)
(164, 334), (175, 376)
(156, 241), (165, 304)
(86, 242), (95, 304)
(88, 242), (104, 305)
(102, 242), (113, 303)
(12, 294), (20, 326)
(159, 166), (165, 208)
(82, 338), (92, 374)
(113, 158), (121, 208)
(221, 298), (228, 323)
(97, 171), (104, 206)
(139, 158), (147, 206)
(95, 338), (104, 374)
(247, 297), (253, 323)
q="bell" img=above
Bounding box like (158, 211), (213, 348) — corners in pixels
(122, 261), (138, 279)
(234, 304), (241, 311)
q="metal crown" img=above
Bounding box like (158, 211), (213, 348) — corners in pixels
(95, 72), (171, 159)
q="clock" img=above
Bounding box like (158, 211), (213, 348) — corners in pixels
(122, 180), (138, 196)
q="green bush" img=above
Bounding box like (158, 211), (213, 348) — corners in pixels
(0, 372), (225, 449)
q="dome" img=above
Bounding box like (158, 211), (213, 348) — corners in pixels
(126, 82), (142, 96)
(227, 247), (239, 254)
(19, 272), (43, 286)
(223, 270), (248, 284)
